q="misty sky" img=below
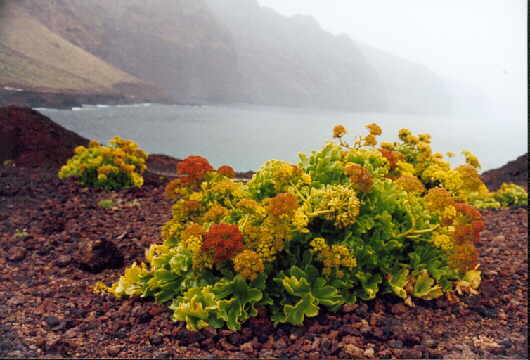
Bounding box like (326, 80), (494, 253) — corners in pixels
(257, 0), (527, 120)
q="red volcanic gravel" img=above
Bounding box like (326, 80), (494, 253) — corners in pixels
(0, 163), (527, 359)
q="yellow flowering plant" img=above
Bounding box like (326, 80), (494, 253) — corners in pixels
(98, 124), (518, 331)
(58, 137), (148, 190)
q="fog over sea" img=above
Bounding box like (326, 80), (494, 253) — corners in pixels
(40, 104), (526, 172)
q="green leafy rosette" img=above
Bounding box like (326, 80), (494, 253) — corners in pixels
(98, 124), (524, 330)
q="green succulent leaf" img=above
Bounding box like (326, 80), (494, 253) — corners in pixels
(355, 271), (382, 301)
(412, 269), (443, 300)
(212, 275), (263, 331)
(387, 268), (410, 300)
(169, 286), (224, 331)
(283, 294), (320, 325)
(111, 262), (149, 298)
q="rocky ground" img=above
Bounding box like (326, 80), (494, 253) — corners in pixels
(0, 163), (527, 359)
(0, 106), (527, 359)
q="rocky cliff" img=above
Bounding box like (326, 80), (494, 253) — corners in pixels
(4, 0), (451, 112)
(0, 2), (164, 107)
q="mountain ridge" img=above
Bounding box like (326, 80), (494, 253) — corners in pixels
(2, 0), (451, 112)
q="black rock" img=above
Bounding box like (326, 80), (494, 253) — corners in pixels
(76, 238), (123, 273)
(44, 316), (60, 328)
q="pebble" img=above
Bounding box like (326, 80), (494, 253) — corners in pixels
(149, 334), (164, 345)
(7, 247), (26, 261)
(240, 341), (254, 353)
(389, 339), (403, 348)
(364, 347), (375, 358)
(492, 235), (505, 243)
(343, 344), (364, 358)
(391, 303), (407, 314)
(107, 345), (122, 356)
(341, 303), (358, 313)
(499, 339), (512, 348)
(55, 255), (72, 267)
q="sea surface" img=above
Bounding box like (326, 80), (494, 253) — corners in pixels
(39, 104), (526, 172)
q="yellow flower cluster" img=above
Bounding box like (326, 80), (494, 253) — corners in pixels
(307, 185), (361, 229)
(161, 219), (185, 242)
(242, 218), (291, 263)
(181, 223), (204, 253)
(431, 233), (454, 251)
(233, 250), (264, 280)
(309, 237), (356, 277)
(59, 137), (147, 190)
(398, 128), (412, 141)
(424, 187), (455, 212)
(396, 161), (415, 177)
(236, 199), (266, 217)
(248, 160), (304, 195)
(461, 150), (481, 169)
(455, 165), (482, 193)
(380, 141), (394, 150)
(418, 134), (432, 143)
(363, 134), (377, 147)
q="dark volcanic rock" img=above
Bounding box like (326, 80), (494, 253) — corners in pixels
(0, 106), (88, 168)
(146, 154), (181, 175)
(76, 238), (124, 273)
(481, 153), (528, 191)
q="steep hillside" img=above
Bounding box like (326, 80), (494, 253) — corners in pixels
(17, 0), (241, 104)
(8, 0), (451, 112)
(0, 2), (163, 105)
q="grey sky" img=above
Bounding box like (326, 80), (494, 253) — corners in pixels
(257, 0), (527, 118)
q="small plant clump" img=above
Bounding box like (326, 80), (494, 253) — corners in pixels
(493, 183), (528, 207)
(98, 199), (114, 208)
(100, 124), (525, 331)
(58, 137), (148, 190)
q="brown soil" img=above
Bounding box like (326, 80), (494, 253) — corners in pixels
(0, 164), (527, 359)
(0, 107), (527, 358)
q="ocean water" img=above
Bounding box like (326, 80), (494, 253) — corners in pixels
(40, 104), (526, 172)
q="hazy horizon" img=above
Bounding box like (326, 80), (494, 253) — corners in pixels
(257, 0), (527, 125)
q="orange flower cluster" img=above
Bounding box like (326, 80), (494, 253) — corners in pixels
(379, 148), (402, 169)
(448, 243), (479, 272)
(177, 155), (213, 181)
(454, 203), (484, 243)
(203, 205), (229, 223)
(182, 200), (201, 215)
(332, 125), (347, 138)
(182, 223), (204, 242)
(217, 165), (236, 178)
(395, 175), (426, 193)
(344, 164), (373, 192)
(202, 224), (244, 263)
(164, 178), (185, 200)
(267, 193), (299, 217)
